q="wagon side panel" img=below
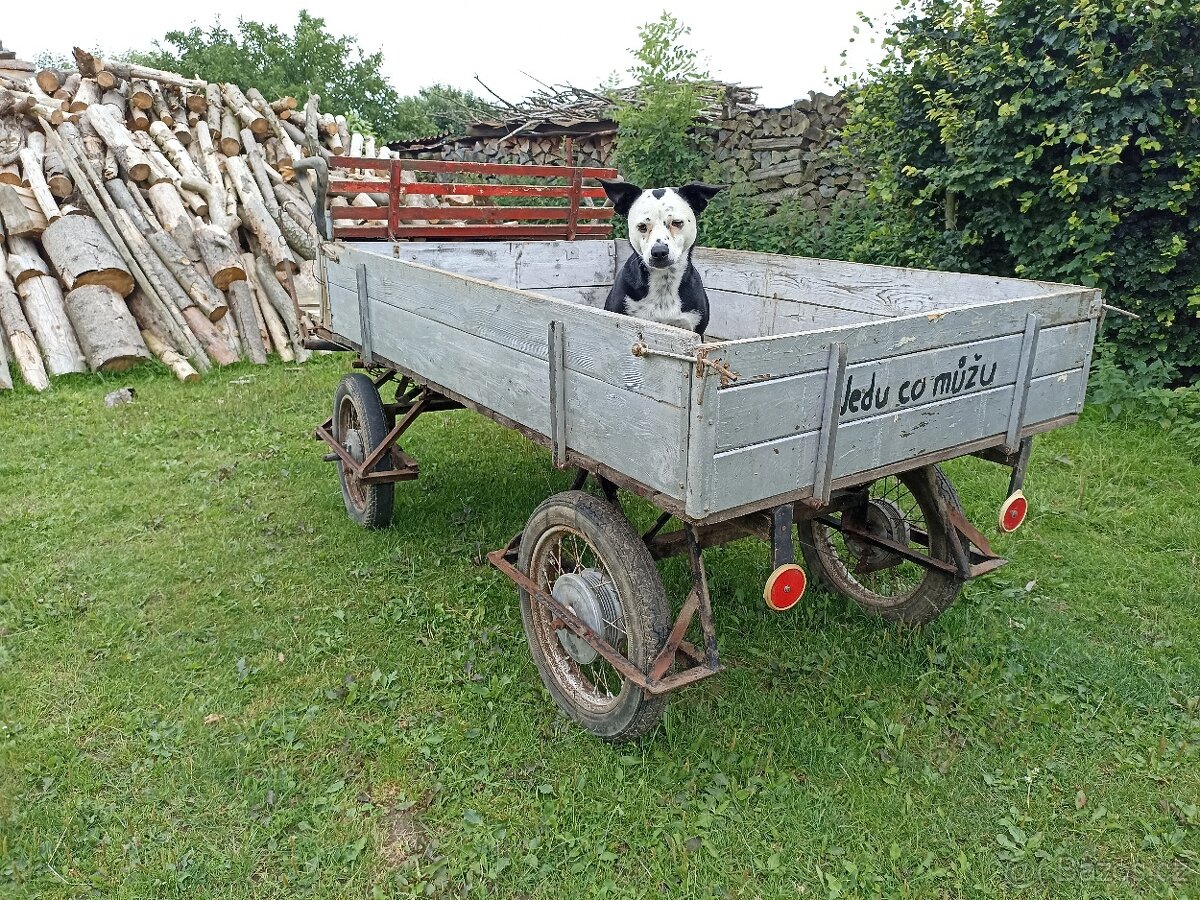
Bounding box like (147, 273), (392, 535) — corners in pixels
(688, 289), (1101, 519)
(324, 246), (697, 504)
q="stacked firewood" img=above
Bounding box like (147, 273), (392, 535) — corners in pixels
(705, 92), (865, 209)
(0, 47), (394, 391)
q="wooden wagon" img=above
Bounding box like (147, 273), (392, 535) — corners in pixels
(309, 157), (1103, 741)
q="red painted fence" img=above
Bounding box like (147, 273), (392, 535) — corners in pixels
(327, 156), (618, 242)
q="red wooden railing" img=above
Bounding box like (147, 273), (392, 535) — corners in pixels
(327, 157), (618, 242)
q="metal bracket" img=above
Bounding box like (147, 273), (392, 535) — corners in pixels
(355, 263), (373, 367)
(812, 342), (849, 504)
(1004, 313), (1041, 452)
(770, 504), (795, 568)
(486, 524), (722, 696)
(548, 320), (567, 467)
(314, 379), (433, 485)
(971, 435), (1034, 495)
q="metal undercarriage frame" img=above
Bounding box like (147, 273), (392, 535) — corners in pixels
(316, 366), (1036, 699)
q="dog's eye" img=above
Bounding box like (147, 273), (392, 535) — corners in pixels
(636, 223), (649, 233)
(671, 220), (685, 229)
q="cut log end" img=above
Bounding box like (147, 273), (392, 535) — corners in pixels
(74, 268), (137, 297)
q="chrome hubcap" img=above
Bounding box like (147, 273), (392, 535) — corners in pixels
(551, 569), (623, 665)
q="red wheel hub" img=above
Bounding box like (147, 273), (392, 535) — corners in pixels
(763, 564), (807, 612)
(999, 491), (1028, 533)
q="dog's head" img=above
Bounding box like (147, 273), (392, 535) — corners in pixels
(600, 179), (725, 270)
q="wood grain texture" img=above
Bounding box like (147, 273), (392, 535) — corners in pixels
(365, 298), (691, 498)
(703, 367), (1087, 515)
(714, 289), (1100, 383)
(343, 239), (617, 291)
(327, 249), (697, 407)
(18, 274), (87, 375)
(691, 246), (1075, 320)
(714, 320), (1093, 452)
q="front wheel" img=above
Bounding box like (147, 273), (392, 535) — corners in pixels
(517, 491), (671, 742)
(798, 466), (966, 625)
(332, 373), (395, 529)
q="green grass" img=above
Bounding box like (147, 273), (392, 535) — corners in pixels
(1, 356), (1197, 899)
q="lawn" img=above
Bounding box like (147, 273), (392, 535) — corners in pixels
(1, 355), (1197, 899)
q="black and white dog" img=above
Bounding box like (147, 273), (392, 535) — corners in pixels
(599, 179), (725, 336)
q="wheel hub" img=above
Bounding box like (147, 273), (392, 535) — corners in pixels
(845, 498), (910, 571)
(551, 569), (623, 665)
(343, 428), (365, 465)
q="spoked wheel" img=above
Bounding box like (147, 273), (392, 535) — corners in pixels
(517, 491), (670, 742)
(332, 373), (394, 529)
(798, 466), (965, 625)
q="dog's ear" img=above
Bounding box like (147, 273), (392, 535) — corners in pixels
(676, 183), (726, 215)
(599, 178), (642, 217)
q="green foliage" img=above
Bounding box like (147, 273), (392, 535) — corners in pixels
(389, 84), (494, 141)
(699, 186), (951, 270)
(1088, 344), (1200, 457)
(611, 13), (710, 188)
(128, 11), (405, 139)
(32, 50), (77, 71)
(843, 0), (1200, 379)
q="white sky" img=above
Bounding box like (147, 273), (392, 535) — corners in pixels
(6, 1), (900, 108)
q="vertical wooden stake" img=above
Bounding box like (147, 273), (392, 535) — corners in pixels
(548, 320), (567, 468)
(1005, 313), (1042, 452)
(356, 262), (373, 366)
(812, 341), (849, 504)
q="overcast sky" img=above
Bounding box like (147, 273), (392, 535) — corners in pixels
(6, 1), (901, 108)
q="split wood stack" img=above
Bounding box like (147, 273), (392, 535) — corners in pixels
(395, 88), (864, 214)
(703, 92), (864, 209)
(0, 47), (410, 392)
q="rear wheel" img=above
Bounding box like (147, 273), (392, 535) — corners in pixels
(332, 373), (395, 529)
(798, 466), (965, 625)
(518, 491), (671, 742)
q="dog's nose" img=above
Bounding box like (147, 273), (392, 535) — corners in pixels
(650, 242), (669, 261)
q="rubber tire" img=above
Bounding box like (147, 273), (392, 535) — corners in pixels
(799, 465), (966, 626)
(517, 491), (671, 743)
(332, 373), (395, 530)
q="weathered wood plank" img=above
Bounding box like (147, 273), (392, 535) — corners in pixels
(365, 299), (690, 498)
(343, 239), (616, 290)
(713, 289), (1100, 384)
(714, 320), (1093, 452)
(705, 287), (880, 340)
(703, 367), (1087, 515)
(533, 285), (610, 308)
(691, 246), (1076, 319)
(327, 280), (360, 346)
(328, 249), (697, 408)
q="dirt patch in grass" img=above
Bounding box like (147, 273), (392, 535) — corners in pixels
(376, 787), (429, 870)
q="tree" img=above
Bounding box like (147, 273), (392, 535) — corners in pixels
(843, 0), (1200, 379)
(611, 13), (711, 188)
(129, 12), (405, 138)
(390, 85), (494, 141)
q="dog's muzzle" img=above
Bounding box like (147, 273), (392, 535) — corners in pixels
(648, 241), (671, 268)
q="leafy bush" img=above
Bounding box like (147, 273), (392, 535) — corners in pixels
(699, 185), (954, 270)
(843, 0), (1200, 380)
(611, 13), (711, 189)
(1087, 345), (1200, 457)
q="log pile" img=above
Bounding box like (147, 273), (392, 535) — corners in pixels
(0, 46), (397, 392)
(394, 88), (865, 214)
(703, 92), (863, 209)
(403, 133), (615, 170)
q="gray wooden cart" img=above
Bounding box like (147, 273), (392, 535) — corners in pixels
(310, 159), (1102, 742)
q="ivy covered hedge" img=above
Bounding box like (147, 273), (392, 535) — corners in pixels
(841, 0), (1200, 380)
